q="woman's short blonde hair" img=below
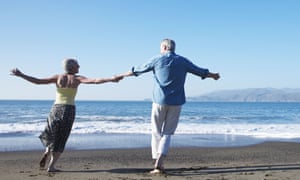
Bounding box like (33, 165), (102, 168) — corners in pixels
(63, 58), (78, 73)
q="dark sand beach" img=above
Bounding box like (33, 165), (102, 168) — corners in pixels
(1, 141), (300, 180)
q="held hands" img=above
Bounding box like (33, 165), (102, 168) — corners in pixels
(111, 71), (133, 82)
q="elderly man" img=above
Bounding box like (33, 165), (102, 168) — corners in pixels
(121, 39), (220, 173)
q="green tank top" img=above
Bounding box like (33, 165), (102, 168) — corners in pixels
(55, 88), (77, 105)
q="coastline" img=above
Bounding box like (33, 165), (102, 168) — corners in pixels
(2, 133), (300, 152)
(1, 141), (300, 179)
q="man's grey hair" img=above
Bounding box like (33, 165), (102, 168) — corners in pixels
(161, 39), (176, 52)
(63, 58), (78, 73)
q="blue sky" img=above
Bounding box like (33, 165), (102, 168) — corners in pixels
(1, 0), (299, 100)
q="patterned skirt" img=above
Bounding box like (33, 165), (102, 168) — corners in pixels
(39, 104), (76, 153)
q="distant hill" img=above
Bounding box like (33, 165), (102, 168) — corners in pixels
(188, 88), (300, 102)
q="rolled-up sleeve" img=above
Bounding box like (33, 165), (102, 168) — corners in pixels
(131, 58), (157, 76)
(185, 59), (209, 79)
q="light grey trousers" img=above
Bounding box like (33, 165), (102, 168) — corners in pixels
(151, 103), (182, 159)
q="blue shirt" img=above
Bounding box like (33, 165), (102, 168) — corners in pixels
(132, 52), (209, 105)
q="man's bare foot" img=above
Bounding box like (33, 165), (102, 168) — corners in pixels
(150, 168), (165, 174)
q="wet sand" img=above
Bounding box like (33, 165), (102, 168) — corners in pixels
(1, 141), (300, 180)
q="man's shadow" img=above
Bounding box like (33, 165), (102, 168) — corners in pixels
(106, 163), (300, 176)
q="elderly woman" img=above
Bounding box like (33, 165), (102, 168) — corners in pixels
(11, 58), (122, 172)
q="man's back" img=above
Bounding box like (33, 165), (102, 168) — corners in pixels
(152, 52), (208, 105)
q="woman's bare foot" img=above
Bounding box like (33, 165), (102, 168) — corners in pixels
(39, 153), (48, 168)
(47, 167), (61, 172)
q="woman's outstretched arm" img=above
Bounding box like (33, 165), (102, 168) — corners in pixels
(10, 68), (58, 84)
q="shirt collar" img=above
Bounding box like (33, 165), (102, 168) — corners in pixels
(162, 51), (175, 56)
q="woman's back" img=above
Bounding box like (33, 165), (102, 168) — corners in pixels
(57, 74), (81, 88)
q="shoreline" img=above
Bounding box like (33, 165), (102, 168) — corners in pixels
(1, 141), (300, 179)
(1, 133), (300, 152)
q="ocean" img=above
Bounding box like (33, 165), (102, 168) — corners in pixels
(1, 100), (300, 151)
